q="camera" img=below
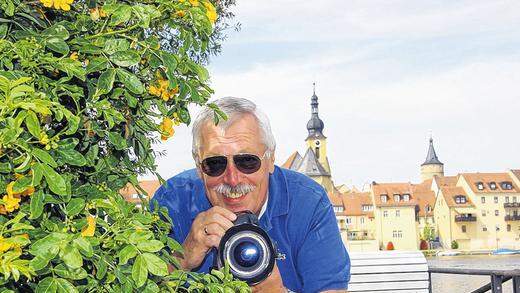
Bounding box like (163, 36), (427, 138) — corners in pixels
(217, 211), (276, 285)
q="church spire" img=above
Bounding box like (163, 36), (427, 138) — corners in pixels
(422, 137), (442, 166)
(306, 83), (326, 140)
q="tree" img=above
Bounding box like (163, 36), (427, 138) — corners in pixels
(0, 0), (247, 291)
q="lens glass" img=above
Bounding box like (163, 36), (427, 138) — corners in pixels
(201, 156), (227, 177)
(234, 241), (260, 267)
(234, 154), (261, 174)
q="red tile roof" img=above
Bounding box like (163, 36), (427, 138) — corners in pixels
(372, 182), (416, 207)
(439, 186), (475, 208)
(460, 173), (519, 193)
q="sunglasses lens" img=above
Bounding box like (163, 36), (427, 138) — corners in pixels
(201, 156), (227, 177)
(234, 154), (261, 174)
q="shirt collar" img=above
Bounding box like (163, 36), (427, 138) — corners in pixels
(259, 166), (289, 231)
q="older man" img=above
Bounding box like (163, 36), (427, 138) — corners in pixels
(152, 97), (350, 292)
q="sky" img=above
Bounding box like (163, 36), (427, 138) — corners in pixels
(150, 0), (520, 190)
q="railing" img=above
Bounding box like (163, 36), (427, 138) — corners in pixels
(429, 266), (520, 293)
(505, 215), (520, 221)
(455, 215), (477, 222)
(504, 203), (520, 208)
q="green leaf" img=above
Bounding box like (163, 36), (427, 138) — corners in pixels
(103, 39), (130, 55)
(96, 69), (116, 96)
(116, 68), (144, 94)
(13, 175), (32, 193)
(161, 51), (178, 82)
(35, 277), (57, 293)
(62, 245), (82, 269)
(46, 38), (70, 55)
(65, 198), (85, 216)
(136, 240), (163, 253)
(110, 50), (140, 67)
(56, 278), (78, 293)
(107, 132), (127, 150)
(132, 255), (148, 287)
(0, 162), (11, 173)
(32, 148), (57, 168)
(56, 149), (87, 166)
(142, 253), (168, 276)
(86, 56), (108, 74)
(106, 4), (132, 26)
(65, 115), (80, 135)
(72, 236), (93, 257)
(53, 264), (88, 280)
(42, 164), (67, 196)
(0, 24), (7, 39)
(42, 25), (70, 40)
(57, 138), (79, 150)
(118, 245), (138, 265)
(31, 163), (43, 186)
(95, 258), (107, 280)
(25, 111), (41, 139)
(30, 190), (44, 219)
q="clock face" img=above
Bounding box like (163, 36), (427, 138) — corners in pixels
(314, 140), (321, 147)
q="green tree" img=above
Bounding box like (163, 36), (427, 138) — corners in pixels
(0, 0), (247, 291)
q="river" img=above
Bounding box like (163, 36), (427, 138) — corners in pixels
(427, 254), (520, 293)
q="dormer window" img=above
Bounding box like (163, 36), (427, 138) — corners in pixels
(333, 206), (344, 213)
(426, 205), (433, 213)
(476, 182), (484, 190)
(393, 194), (401, 202)
(501, 181), (513, 190)
(362, 205), (373, 211)
(403, 194), (410, 201)
(381, 194), (388, 203)
(455, 195), (467, 204)
(489, 182), (497, 190)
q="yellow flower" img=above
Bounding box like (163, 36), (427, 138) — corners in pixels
(81, 215), (96, 237)
(176, 10), (187, 17)
(0, 194), (21, 214)
(173, 112), (181, 126)
(89, 8), (100, 21)
(203, 1), (217, 24)
(39, 0), (74, 11)
(160, 117), (175, 141)
(99, 8), (107, 18)
(148, 79), (178, 102)
(69, 51), (79, 61)
(188, 0), (199, 6)
(0, 237), (12, 253)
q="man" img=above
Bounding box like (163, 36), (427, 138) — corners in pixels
(152, 97), (350, 292)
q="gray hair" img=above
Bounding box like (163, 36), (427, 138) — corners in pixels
(192, 97), (276, 161)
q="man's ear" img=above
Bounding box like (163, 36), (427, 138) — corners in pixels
(268, 154), (275, 174)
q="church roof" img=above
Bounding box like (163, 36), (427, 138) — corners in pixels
(281, 151), (302, 169)
(422, 137), (443, 166)
(306, 87), (326, 140)
(292, 147), (330, 176)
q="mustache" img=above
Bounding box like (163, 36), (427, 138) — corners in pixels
(213, 183), (256, 195)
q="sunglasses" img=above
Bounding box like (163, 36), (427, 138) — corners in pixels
(200, 152), (268, 177)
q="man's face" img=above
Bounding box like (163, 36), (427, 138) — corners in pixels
(196, 114), (275, 215)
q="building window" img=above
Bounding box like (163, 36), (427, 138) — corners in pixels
(507, 224), (511, 232)
(346, 218), (352, 224)
(495, 210), (499, 216)
(333, 206), (344, 213)
(392, 230), (403, 238)
(482, 210), (486, 217)
(477, 182), (484, 190)
(362, 205), (373, 211)
(394, 194), (401, 202)
(383, 210), (388, 217)
(360, 217), (365, 224)
(403, 194), (410, 201)
(494, 197), (498, 204)
(481, 197), (486, 203)
(462, 225), (466, 233)
(381, 194), (388, 203)
(502, 181), (513, 190)
(513, 196), (517, 203)
(426, 205), (432, 213)
(483, 226), (487, 232)
(505, 197), (510, 203)
(131, 193), (139, 199)
(455, 196), (467, 204)
(490, 182), (497, 190)
(396, 210), (400, 217)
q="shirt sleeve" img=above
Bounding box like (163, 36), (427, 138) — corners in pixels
(295, 196), (351, 292)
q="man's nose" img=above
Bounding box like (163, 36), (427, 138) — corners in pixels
(223, 160), (240, 186)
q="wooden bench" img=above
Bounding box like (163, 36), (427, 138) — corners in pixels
(348, 251), (430, 293)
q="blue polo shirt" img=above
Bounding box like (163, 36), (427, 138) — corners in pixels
(152, 166), (350, 292)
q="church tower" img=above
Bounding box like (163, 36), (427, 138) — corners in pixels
(420, 137), (444, 181)
(305, 83), (331, 173)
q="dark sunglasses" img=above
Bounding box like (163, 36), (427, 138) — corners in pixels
(200, 152), (267, 177)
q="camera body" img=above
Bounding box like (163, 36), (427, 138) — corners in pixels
(217, 211), (276, 285)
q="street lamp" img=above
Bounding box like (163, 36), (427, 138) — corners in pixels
(495, 225), (500, 250)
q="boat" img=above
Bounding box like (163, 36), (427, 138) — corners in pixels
(491, 248), (520, 255)
(437, 250), (461, 256)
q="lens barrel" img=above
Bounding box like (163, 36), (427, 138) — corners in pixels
(217, 211), (276, 285)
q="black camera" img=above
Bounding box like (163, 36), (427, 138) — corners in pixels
(217, 211), (277, 285)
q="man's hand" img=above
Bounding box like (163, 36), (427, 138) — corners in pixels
(251, 263), (287, 293)
(176, 206), (237, 271)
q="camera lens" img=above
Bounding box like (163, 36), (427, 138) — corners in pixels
(234, 241), (260, 267)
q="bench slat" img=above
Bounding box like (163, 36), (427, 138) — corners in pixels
(350, 272), (429, 283)
(349, 251), (425, 260)
(351, 263), (429, 274)
(352, 257), (426, 266)
(347, 289), (429, 293)
(348, 280), (430, 291)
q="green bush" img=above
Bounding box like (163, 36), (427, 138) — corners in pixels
(0, 0), (247, 291)
(451, 240), (459, 249)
